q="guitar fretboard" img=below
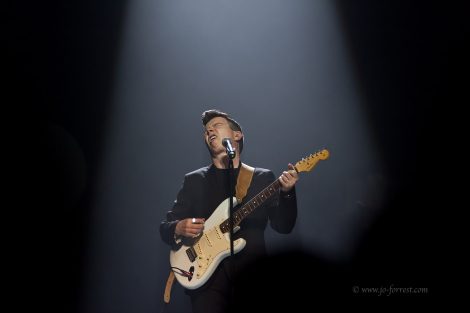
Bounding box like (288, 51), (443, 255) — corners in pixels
(219, 179), (282, 233)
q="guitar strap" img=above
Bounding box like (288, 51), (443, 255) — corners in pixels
(163, 271), (175, 304)
(163, 162), (255, 304)
(235, 163), (255, 203)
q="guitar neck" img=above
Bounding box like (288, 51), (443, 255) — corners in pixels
(218, 149), (329, 234)
(219, 179), (282, 233)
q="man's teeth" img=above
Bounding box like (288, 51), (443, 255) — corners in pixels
(210, 136), (216, 142)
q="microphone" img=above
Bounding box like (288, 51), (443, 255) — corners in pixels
(222, 138), (236, 159)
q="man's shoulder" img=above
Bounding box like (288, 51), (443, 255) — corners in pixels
(246, 166), (276, 185)
(183, 164), (275, 179)
(244, 165), (274, 178)
(185, 165), (211, 178)
(252, 167), (272, 175)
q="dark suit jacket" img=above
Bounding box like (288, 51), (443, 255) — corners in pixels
(160, 163), (297, 290)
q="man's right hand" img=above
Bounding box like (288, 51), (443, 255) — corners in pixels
(175, 218), (205, 238)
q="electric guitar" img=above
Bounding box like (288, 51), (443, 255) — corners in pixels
(169, 149), (330, 289)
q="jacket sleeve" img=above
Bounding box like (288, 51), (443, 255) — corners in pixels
(159, 175), (192, 248)
(266, 171), (298, 234)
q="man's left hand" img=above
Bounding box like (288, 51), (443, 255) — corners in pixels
(279, 163), (299, 192)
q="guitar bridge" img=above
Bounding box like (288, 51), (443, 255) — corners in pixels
(186, 246), (197, 262)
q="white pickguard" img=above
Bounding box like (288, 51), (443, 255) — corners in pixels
(169, 197), (246, 290)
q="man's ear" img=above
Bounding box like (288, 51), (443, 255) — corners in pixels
(234, 131), (243, 141)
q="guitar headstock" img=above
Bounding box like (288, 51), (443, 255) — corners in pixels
(294, 149), (329, 173)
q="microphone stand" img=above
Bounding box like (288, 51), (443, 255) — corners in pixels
(223, 138), (236, 258)
(227, 156), (234, 257)
(223, 139), (236, 305)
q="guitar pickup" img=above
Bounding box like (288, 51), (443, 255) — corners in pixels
(186, 247), (197, 262)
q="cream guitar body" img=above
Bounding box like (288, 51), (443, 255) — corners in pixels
(170, 197), (244, 290)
